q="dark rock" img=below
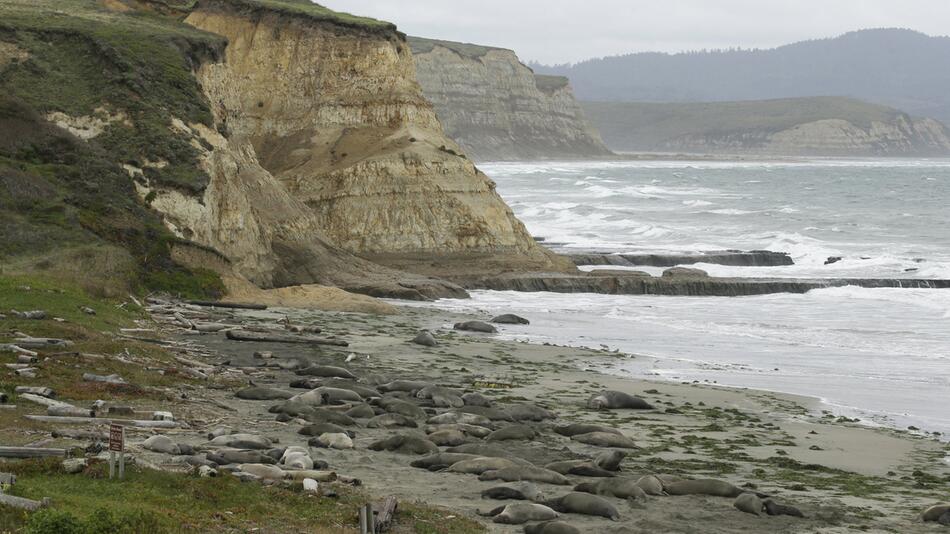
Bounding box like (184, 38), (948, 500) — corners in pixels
(825, 256), (843, 265)
(662, 266), (709, 278)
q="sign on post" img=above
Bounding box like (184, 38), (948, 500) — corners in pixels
(108, 424), (125, 479)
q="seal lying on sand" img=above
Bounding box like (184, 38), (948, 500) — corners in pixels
(368, 434), (438, 455)
(570, 432), (638, 449)
(553, 423), (622, 437)
(635, 475), (666, 495)
(594, 450), (626, 471)
(294, 365), (357, 379)
(734, 493), (764, 515)
(481, 482), (544, 501)
(523, 522), (580, 534)
(764, 499), (805, 517)
(479, 466), (571, 485)
(410, 452), (480, 470)
(448, 457), (521, 475)
(575, 478), (648, 500)
(587, 390), (654, 410)
(665, 479), (746, 498)
(487, 425), (537, 441)
(544, 460), (616, 478)
(480, 503), (558, 524)
(921, 504), (950, 522)
(544, 492), (620, 520)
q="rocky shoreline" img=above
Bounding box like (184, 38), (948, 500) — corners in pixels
(19, 298), (947, 533)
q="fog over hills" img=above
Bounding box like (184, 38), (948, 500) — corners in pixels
(533, 28), (950, 124)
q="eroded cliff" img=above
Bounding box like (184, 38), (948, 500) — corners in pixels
(409, 37), (612, 162)
(136, 0), (569, 290)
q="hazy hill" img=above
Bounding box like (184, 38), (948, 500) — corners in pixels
(583, 97), (950, 156)
(535, 29), (950, 124)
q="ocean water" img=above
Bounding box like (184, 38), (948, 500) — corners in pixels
(419, 160), (950, 436)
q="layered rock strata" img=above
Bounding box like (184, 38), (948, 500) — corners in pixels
(409, 37), (612, 161)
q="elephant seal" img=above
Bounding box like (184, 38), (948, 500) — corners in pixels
(570, 432), (638, 449)
(553, 424), (622, 437)
(523, 521), (580, 534)
(238, 463), (284, 481)
(428, 411), (493, 427)
(479, 466), (571, 485)
(410, 453), (480, 470)
(280, 446), (313, 470)
(206, 449), (275, 466)
(545, 492), (620, 520)
(491, 314), (530, 325)
(454, 321), (498, 334)
(921, 504), (950, 522)
(427, 429), (469, 447)
(575, 478), (648, 500)
(298, 422), (353, 438)
(377, 398), (427, 419)
(416, 385), (464, 408)
(425, 423), (492, 438)
(302, 408), (358, 427)
(665, 479), (745, 498)
(378, 380), (431, 393)
(462, 392), (493, 407)
(506, 404), (556, 422)
(290, 379), (380, 399)
(481, 482), (543, 501)
(291, 387), (363, 406)
(310, 432), (353, 450)
(635, 475), (666, 496)
(368, 434), (438, 455)
(412, 330), (437, 347)
(487, 425), (537, 441)
(459, 405), (513, 421)
(294, 365), (357, 379)
(734, 493), (764, 515)
(763, 499), (805, 518)
(587, 390), (653, 410)
(490, 503), (558, 524)
(367, 413), (418, 428)
(208, 433), (272, 450)
(344, 404), (377, 419)
(449, 457), (521, 475)
(544, 460), (615, 478)
(594, 450), (626, 471)
(235, 387), (295, 401)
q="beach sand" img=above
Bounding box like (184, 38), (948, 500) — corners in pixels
(147, 303), (950, 533)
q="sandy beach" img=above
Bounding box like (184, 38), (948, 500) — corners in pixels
(135, 302), (950, 533)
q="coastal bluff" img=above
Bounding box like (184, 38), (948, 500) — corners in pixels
(409, 37), (612, 161)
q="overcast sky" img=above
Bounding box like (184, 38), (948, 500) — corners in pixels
(320, 0), (950, 64)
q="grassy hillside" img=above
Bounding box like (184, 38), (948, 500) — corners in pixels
(582, 96), (908, 152)
(407, 36), (503, 59)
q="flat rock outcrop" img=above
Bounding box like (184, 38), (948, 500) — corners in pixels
(409, 37), (612, 161)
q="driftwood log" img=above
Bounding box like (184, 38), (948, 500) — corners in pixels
(187, 301), (267, 310)
(14, 387), (55, 398)
(373, 496), (398, 532)
(0, 447), (67, 458)
(226, 329), (348, 347)
(51, 429), (108, 441)
(0, 493), (49, 511)
(24, 415), (178, 428)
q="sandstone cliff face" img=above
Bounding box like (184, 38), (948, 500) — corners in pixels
(136, 1), (566, 290)
(409, 37), (611, 162)
(655, 116), (950, 156)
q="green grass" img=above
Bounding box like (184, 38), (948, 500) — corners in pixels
(407, 36), (501, 58)
(215, 0), (394, 31)
(0, 459), (483, 533)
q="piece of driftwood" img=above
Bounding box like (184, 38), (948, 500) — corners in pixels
(225, 329), (348, 347)
(0, 493), (49, 511)
(14, 386), (55, 398)
(24, 415), (178, 428)
(82, 373), (126, 385)
(372, 496), (398, 533)
(47, 406), (94, 418)
(51, 429), (108, 441)
(18, 393), (71, 410)
(187, 300), (267, 310)
(0, 447), (67, 458)
(0, 344), (38, 357)
(12, 337), (72, 349)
